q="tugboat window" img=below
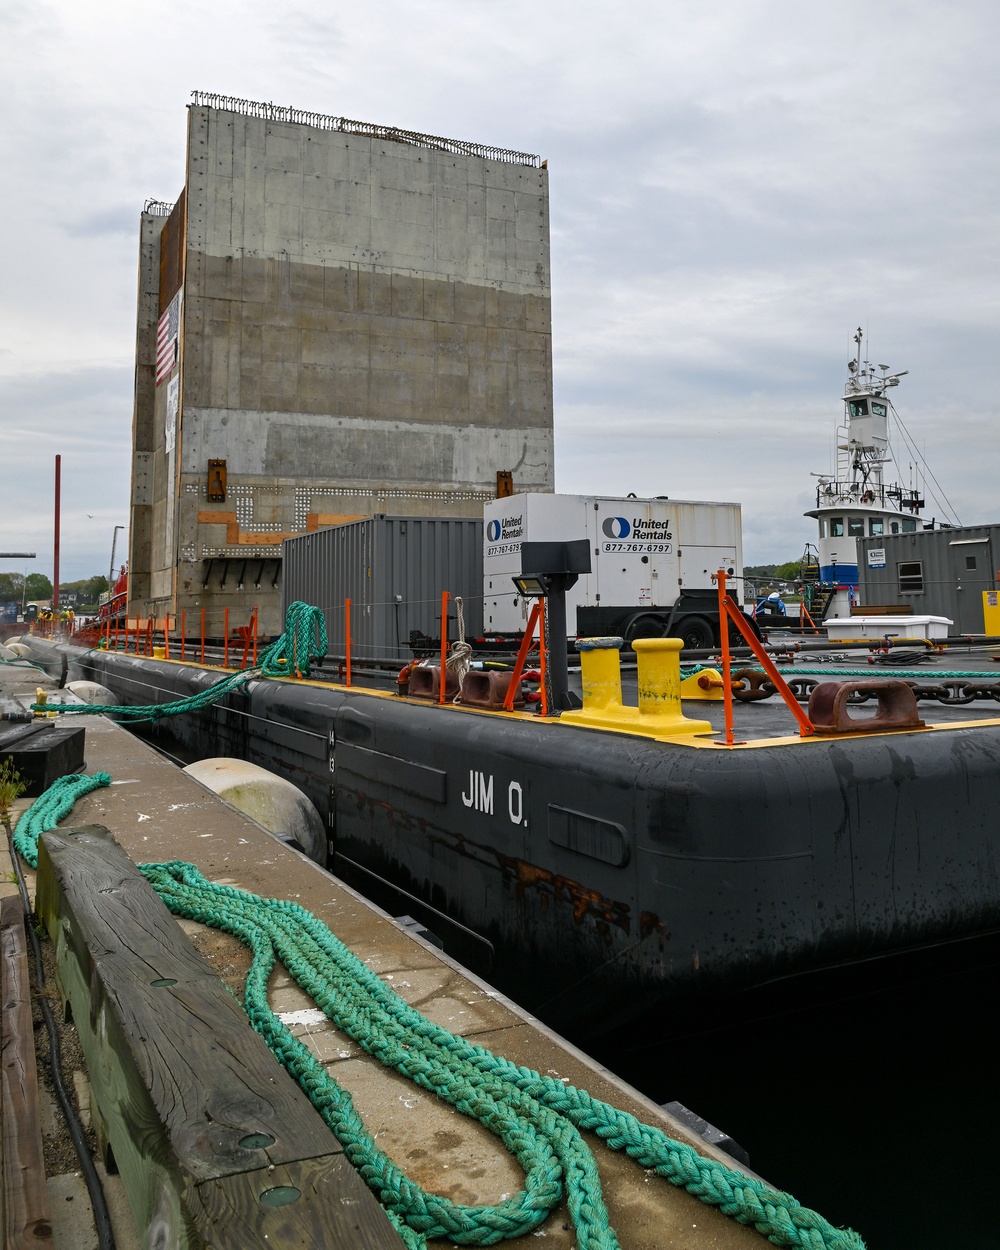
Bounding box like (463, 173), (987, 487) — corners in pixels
(890, 521), (900, 534)
(831, 517), (845, 537)
(849, 400), (869, 417)
(848, 516), (865, 537)
(902, 518), (917, 533)
(898, 561), (923, 593)
(871, 401), (887, 417)
(869, 517), (884, 536)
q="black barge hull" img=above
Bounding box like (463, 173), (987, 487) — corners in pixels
(45, 645), (1000, 1034)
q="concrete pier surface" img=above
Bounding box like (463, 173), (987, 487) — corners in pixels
(0, 652), (800, 1250)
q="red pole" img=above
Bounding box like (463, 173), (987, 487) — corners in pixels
(164, 613), (171, 661)
(345, 598), (352, 686)
(181, 610), (186, 662)
(439, 590), (449, 705)
(224, 607), (229, 668)
(53, 454), (61, 611)
(200, 609), (205, 665)
(252, 607), (258, 666)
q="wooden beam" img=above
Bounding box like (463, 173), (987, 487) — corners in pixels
(35, 826), (401, 1250)
(1, 894), (53, 1249)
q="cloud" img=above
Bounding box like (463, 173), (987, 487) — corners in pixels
(1, 0), (997, 578)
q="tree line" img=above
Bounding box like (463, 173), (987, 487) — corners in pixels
(744, 561), (805, 582)
(0, 573), (109, 611)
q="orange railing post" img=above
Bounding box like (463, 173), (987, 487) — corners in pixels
(180, 610), (186, 662)
(537, 599), (549, 717)
(252, 607), (258, 666)
(345, 598), (352, 686)
(716, 571), (737, 746)
(717, 569), (814, 739)
(503, 601), (541, 712)
(224, 607), (229, 669)
(164, 613), (171, 660)
(439, 590), (449, 705)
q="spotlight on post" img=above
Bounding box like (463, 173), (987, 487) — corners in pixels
(513, 539), (591, 712)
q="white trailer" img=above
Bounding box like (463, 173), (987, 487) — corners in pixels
(483, 493), (751, 648)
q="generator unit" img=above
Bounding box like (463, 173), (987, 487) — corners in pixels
(483, 493), (749, 647)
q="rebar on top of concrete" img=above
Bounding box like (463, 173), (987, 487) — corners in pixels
(189, 91), (543, 167)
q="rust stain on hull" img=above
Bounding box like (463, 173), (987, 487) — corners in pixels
(493, 851), (632, 937)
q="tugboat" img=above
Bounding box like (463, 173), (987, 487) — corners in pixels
(801, 328), (928, 622)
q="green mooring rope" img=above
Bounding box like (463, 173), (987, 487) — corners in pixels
(29, 602), (328, 723)
(12, 772), (865, 1250)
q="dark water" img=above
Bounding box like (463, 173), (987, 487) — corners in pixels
(590, 937), (1000, 1250)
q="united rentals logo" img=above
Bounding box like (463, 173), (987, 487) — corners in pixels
(602, 516), (630, 538)
(487, 515), (523, 543)
(602, 516), (672, 540)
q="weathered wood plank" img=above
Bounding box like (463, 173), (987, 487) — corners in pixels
(1, 893), (53, 1249)
(36, 825), (401, 1250)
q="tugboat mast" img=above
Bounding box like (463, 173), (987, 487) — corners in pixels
(802, 329), (925, 621)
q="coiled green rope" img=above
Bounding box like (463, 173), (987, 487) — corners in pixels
(14, 774), (865, 1250)
(29, 602), (328, 723)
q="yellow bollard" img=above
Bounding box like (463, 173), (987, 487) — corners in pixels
(632, 638), (713, 735)
(578, 636), (624, 711)
(561, 637), (713, 738)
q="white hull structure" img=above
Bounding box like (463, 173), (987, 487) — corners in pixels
(804, 329), (925, 620)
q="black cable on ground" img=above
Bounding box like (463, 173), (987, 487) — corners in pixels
(5, 821), (117, 1250)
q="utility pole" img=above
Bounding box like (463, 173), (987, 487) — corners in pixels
(53, 454), (61, 610)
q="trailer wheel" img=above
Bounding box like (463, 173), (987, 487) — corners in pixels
(672, 616), (714, 650)
(624, 616), (666, 644)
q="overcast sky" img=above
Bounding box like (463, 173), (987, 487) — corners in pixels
(2, 1), (997, 583)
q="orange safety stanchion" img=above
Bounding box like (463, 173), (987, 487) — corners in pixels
(148, 615), (154, 657)
(537, 599), (549, 717)
(439, 590), (449, 705)
(164, 613), (171, 660)
(345, 598), (352, 686)
(716, 572), (738, 746)
(224, 607), (229, 669)
(716, 569), (814, 739)
(200, 609), (205, 665)
(252, 607), (258, 666)
(503, 601), (541, 712)
(180, 610), (186, 662)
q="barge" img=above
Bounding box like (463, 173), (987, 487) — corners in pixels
(24, 628), (1000, 1039)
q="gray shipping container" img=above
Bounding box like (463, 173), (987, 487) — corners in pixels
(283, 515), (484, 661)
(855, 522), (1000, 633)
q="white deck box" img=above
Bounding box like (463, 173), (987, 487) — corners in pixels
(825, 615), (953, 641)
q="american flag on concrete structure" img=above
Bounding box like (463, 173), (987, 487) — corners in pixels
(155, 290), (182, 386)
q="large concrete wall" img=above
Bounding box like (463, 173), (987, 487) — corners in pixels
(130, 103), (553, 637)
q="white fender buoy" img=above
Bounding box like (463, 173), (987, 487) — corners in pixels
(0, 645), (17, 661)
(182, 757), (327, 864)
(6, 643), (31, 658)
(65, 680), (116, 706)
